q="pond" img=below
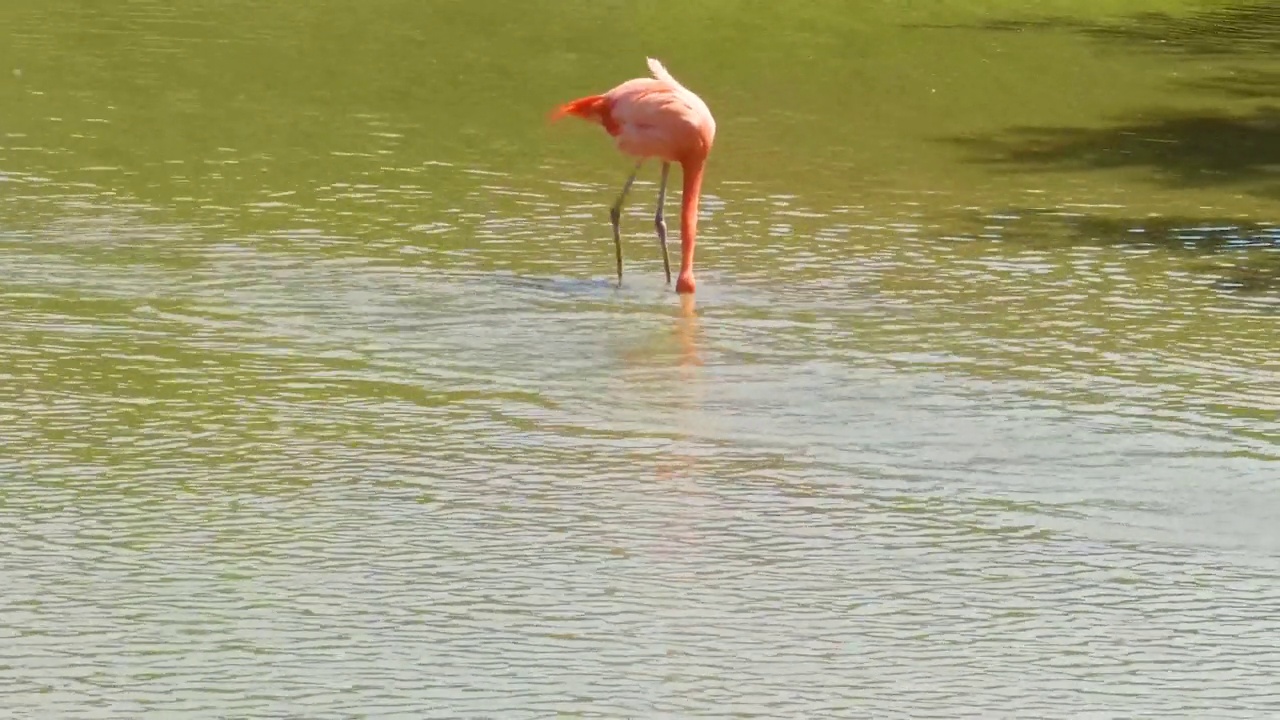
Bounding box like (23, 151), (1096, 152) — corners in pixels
(2, 1), (1278, 717)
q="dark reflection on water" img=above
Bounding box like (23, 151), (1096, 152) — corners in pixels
(951, 107), (1280, 200)
(942, 207), (1280, 292)
(944, 3), (1280, 203)
(975, 3), (1280, 57)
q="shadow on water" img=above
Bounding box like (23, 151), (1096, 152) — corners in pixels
(951, 106), (1280, 198)
(491, 272), (623, 297)
(936, 3), (1280, 202)
(1065, 214), (1280, 294)
(975, 3), (1280, 57)
(959, 207), (1280, 293)
(1179, 67), (1280, 100)
(487, 270), (685, 304)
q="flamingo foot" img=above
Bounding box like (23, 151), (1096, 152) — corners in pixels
(675, 272), (696, 295)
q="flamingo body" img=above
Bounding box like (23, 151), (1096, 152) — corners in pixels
(552, 59), (715, 294)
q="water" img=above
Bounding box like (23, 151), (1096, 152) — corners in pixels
(2, 1), (1279, 717)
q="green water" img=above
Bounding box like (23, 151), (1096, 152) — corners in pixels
(2, 1), (1278, 717)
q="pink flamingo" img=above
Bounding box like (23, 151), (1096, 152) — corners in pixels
(552, 58), (716, 295)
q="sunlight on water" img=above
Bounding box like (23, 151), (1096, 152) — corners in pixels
(2, 0), (1278, 717)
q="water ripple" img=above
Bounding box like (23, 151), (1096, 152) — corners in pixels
(3, 2), (1280, 715)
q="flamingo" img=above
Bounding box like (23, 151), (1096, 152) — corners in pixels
(551, 58), (716, 295)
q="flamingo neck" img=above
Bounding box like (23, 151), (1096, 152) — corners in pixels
(678, 157), (705, 286)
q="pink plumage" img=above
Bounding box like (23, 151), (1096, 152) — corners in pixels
(552, 58), (716, 295)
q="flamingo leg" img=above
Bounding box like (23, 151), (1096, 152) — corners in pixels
(610, 160), (643, 285)
(655, 162), (672, 284)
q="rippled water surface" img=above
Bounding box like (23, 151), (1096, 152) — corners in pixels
(2, 1), (1279, 717)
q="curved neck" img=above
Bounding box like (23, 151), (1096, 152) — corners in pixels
(679, 157), (705, 278)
